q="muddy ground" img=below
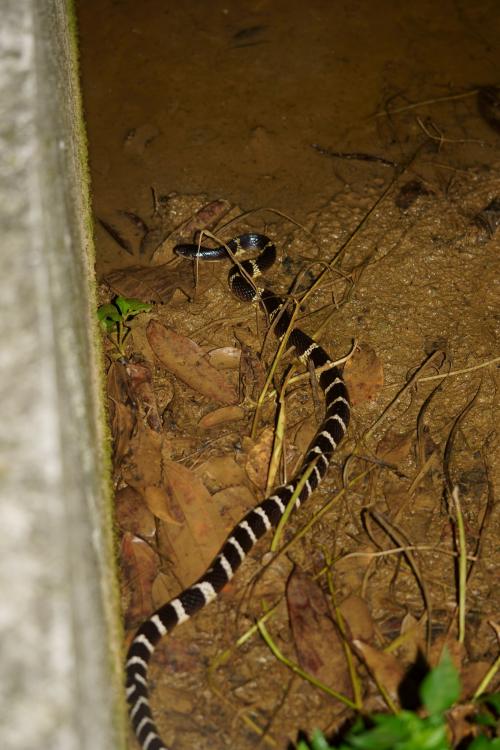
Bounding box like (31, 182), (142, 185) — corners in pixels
(77, 1), (500, 748)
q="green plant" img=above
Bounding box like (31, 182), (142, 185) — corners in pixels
(97, 296), (152, 358)
(297, 652), (500, 750)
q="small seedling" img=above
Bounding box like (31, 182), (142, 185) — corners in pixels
(297, 652), (500, 750)
(97, 296), (152, 358)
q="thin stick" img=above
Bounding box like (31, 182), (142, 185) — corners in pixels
(372, 90), (478, 119)
(473, 647), (500, 699)
(451, 486), (467, 644)
(366, 510), (432, 653)
(271, 456), (321, 551)
(416, 356), (500, 382)
(257, 621), (357, 709)
(265, 367), (296, 493)
(364, 350), (444, 443)
(443, 385), (481, 496)
(324, 557), (363, 709)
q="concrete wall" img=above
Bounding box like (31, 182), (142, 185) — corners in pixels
(0, 2), (125, 748)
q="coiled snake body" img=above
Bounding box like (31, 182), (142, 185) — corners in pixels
(126, 234), (350, 750)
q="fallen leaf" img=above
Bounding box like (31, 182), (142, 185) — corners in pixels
(195, 455), (249, 492)
(339, 594), (376, 642)
(122, 422), (163, 488)
(104, 259), (195, 303)
(116, 485), (156, 538)
(147, 319), (239, 405)
(287, 568), (352, 695)
(293, 417), (317, 454)
(396, 612), (426, 664)
(352, 639), (405, 702)
(156, 460), (223, 587)
(448, 703), (480, 748)
(334, 545), (376, 591)
(125, 361), (163, 432)
(211, 485), (257, 531)
(238, 342), (266, 401)
(206, 346), (241, 369)
(428, 634), (464, 673)
(459, 660), (490, 700)
(107, 361), (136, 467)
(121, 532), (160, 629)
(143, 485), (184, 525)
(376, 430), (413, 465)
(343, 344), (384, 405)
(151, 198), (232, 264)
(151, 571), (174, 609)
(244, 427), (274, 491)
(184, 199), (232, 239)
(198, 405), (245, 429)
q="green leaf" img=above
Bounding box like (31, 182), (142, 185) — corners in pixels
(474, 713), (497, 727)
(310, 730), (332, 750)
(468, 736), (500, 750)
(115, 296), (152, 319)
(420, 650), (460, 715)
(345, 712), (417, 749)
(97, 303), (121, 323)
(400, 723), (449, 750)
(477, 693), (500, 715)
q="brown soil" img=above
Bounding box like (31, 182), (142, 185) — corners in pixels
(77, 2), (500, 748)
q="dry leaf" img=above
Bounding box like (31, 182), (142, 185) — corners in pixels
(116, 485), (156, 538)
(121, 532), (160, 629)
(352, 639), (405, 702)
(104, 260), (195, 303)
(143, 485), (184, 525)
(198, 405), (245, 429)
(151, 198), (232, 264)
(195, 455), (249, 493)
(184, 199), (232, 239)
(122, 422), (163, 489)
(396, 612), (426, 663)
(459, 661), (491, 700)
(287, 568), (352, 695)
(343, 344), (384, 405)
(448, 704), (481, 748)
(244, 427), (274, 491)
(107, 360), (163, 469)
(156, 460), (223, 587)
(206, 346), (241, 370)
(147, 319), (239, 405)
(335, 545), (376, 591)
(340, 594), (375, 642)
(107, 361), (136, 467)
(293, 417), (317, 454)
(377, 430), (413, 465)
(428, 634), (464, 672)
(211, 485), (257, 531)
(239, 342), (266, 401)
(125, 361), (163, 432)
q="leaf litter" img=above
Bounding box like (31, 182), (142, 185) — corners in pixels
(96, 156), (500, 750)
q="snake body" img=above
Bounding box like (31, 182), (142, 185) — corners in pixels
(126, 234), (350, 750)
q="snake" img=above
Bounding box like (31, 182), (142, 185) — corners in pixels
(126, 234), (350, 750)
